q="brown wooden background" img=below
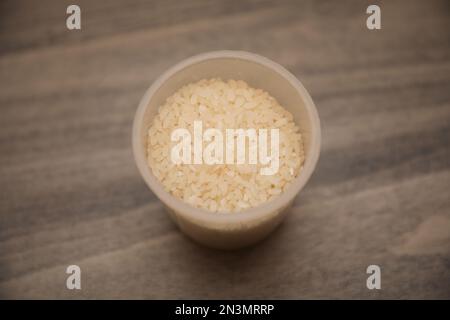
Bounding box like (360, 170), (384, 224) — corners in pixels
(0, 0), (449, 299)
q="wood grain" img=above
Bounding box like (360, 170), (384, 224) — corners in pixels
(0, 0), (449, 299)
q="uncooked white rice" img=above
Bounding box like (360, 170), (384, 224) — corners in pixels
(147, 78), (305, 213)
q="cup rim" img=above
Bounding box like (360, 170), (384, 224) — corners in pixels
(132, 50), (321, 226)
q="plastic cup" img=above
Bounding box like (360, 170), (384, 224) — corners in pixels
(133, 51), (321, 249)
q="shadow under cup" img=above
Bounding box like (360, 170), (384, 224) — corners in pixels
(133, 51), (321, 250)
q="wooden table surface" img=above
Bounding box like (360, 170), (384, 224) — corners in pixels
(1, 0), (449, 299)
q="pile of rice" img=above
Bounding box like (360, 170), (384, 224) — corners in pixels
(147, 78), (304, 213)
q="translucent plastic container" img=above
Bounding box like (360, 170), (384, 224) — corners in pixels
(133, 51), (321, 249)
